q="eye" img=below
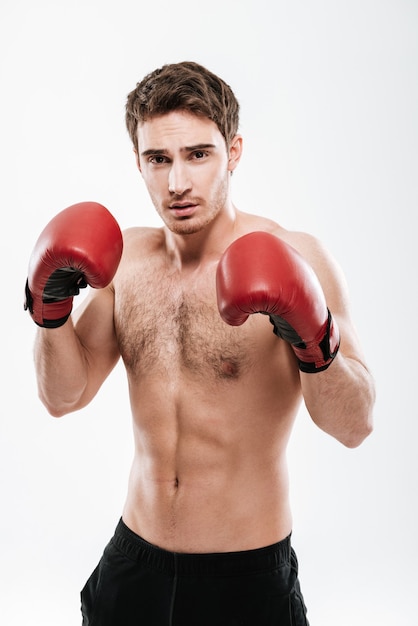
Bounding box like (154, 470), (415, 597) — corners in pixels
(192, 150), (208, 160)
(149, 155), (169, 165)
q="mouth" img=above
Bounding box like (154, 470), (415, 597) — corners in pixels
(168, 201), (198, 218)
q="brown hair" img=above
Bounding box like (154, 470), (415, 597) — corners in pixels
(125, 61), (240, 153)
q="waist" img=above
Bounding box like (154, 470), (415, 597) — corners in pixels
(113, 518), (292, 576)
(123, 458), (292, 552)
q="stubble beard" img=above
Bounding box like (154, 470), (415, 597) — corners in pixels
(155, 176), (230, 236)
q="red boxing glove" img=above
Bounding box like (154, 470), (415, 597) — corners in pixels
(24, 202), (123, 328)
(216, 231), (340, 373)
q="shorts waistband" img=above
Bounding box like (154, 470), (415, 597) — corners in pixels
(112, 518), (292, 576)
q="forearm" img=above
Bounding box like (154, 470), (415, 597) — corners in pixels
(34, 319), (89, 416)
(301, 353), (375, 448)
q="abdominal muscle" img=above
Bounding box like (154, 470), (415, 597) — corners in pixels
(121, 371), (299, 554)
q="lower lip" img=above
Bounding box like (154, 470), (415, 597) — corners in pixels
(170, 205), (197, 217)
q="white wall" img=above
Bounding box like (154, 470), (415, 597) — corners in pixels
(1, 1), (416, 623)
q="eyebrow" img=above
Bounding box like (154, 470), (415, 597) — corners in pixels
(140, 143), (217, 157)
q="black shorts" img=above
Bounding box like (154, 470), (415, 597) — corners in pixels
(81, 518), (309, 625)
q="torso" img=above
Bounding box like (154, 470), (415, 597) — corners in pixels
(113, 215), (303, 553)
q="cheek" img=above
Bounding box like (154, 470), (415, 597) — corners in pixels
(211, 166), (230, 194)
(205, 161), (228, 190)
(143, 171), (166, 196)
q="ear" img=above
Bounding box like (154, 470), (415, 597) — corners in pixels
(227, 135), (243, 173)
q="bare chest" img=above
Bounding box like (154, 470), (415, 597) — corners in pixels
(114, 267), (258, 381)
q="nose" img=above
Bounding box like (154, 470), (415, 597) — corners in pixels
(168, 161), (192, 196)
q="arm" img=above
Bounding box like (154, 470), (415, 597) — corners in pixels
(34, 287), (120, 417)
(301, 348), (374, 447)
(216, 230), (375, 448)
(25, 202), (123, 416)
(293, 233), (375, 447)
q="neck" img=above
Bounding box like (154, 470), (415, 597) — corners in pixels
(164, 204), (238, 268)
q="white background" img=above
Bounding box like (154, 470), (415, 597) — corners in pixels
(1, 1), (417, 624)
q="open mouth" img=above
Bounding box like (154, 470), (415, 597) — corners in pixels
(169, 202), (198, 217)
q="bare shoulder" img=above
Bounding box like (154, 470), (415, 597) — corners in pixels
(118, 226), (167, 270)
(122, 226), (165, 253)
(237, 212), (340, 276)
(275, 228), (342, 277)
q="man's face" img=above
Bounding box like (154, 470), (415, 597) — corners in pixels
(136, 110), (241, 235)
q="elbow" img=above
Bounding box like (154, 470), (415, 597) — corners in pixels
(38, 390), (81, 418)
(340, 415), (374, 449)
(36, 369), (92, 417)
(39, 397), (70, 418)
(46, 406), (69, 419)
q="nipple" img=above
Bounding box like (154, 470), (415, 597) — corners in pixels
(220, 358), (239, 378)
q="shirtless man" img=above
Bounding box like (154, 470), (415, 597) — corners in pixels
(24, 62), (375, 625)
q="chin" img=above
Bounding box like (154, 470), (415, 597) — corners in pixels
(167, 216), (213, 236)
(170, 222), (204, 235)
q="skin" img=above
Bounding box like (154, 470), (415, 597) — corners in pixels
(34, 110), (375, 553)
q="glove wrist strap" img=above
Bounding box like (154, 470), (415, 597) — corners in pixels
(269, 309), (340, 373)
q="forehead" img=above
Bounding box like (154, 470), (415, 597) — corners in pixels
(137, 110), (224, 150)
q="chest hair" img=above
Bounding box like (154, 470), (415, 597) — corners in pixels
(114, 269), (254, 381)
